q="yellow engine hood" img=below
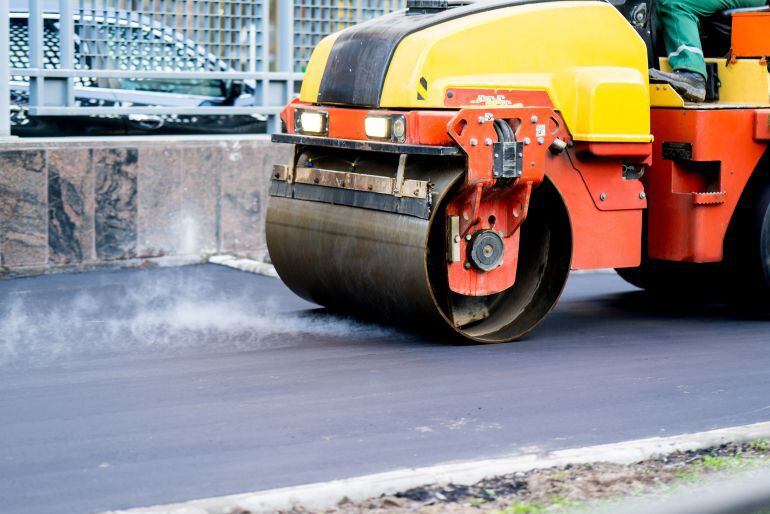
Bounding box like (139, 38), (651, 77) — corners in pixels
(301, 1), (652, 144)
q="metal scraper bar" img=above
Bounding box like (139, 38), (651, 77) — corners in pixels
(272, 165), (429, 199)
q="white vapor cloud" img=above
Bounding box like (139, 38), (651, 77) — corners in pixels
(0, 272), (392, 369)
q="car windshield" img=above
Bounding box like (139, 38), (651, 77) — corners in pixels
(116, 78), (224, 98)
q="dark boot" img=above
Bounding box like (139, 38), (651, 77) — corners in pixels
(649, 69), (707, 103)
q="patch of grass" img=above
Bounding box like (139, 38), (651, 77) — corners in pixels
(700, 454), (743, 471)
(495, 498), (583, 514)
(495, 503), (546, 514)
(750, 439), (770, 452)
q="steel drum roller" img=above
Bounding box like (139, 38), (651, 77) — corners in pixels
(266, 150), (572, 343)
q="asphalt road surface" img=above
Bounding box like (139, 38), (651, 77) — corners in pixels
(2, 264), (770, 514)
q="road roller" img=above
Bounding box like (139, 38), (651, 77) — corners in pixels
(267, 0), (770, 343)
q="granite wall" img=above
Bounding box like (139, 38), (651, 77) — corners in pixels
(0, 136), (291, 277)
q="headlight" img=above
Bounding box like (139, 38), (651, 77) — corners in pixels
(365, 116), (391, 140)
(365, 114), (407, 143)
(295, 109), (328, 135)
(392, 116), (406, 141)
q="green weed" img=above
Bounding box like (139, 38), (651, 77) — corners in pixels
(700, 454), (743, 471)
(495, 503), (546, 514)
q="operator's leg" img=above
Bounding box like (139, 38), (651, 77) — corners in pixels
(659, 0), (766, 77)
(652, 0), (767, 102)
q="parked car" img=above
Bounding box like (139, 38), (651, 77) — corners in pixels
(8, 10), (267, 136)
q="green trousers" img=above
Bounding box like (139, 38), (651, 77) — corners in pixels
(657, 0), (767, 78)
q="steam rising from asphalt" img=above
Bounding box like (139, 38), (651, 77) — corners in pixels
(0, 270), (392, 369)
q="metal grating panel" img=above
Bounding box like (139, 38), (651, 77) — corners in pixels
(73, 0), (267, 73)
(9, 19), (59, 73)
(9, 17), (96, 87)
(292, 0), (405, 72)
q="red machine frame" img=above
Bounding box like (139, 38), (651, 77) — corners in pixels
(646, 108), (770, 262)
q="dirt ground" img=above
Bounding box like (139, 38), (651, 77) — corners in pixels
(278, 441), (770, 514)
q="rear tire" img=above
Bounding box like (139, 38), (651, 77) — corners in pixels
(724, 183), (770, 310)
(616, 261), (724, 298)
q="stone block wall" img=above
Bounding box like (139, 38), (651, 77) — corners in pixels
(0, 136), (291, 277)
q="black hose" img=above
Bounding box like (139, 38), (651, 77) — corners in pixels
(494, 119), (515, 142)
(493, 119), (504, 143)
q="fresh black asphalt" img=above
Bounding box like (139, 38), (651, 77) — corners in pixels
(1, 264), (769, 514)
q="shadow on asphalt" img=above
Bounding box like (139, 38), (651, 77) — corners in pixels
(519, 288), (770, 347)
(608, 290), (770, 322)
(292, 287), (770, 349)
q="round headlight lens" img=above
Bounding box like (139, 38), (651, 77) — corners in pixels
(392, 117), (406, 142)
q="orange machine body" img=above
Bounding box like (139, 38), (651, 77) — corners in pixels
(731, 11), (770, 59)
(645, 109), (770, 263)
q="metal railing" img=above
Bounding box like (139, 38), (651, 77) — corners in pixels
(2, 0), (406, 136)
(1, 0), (10, 137)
